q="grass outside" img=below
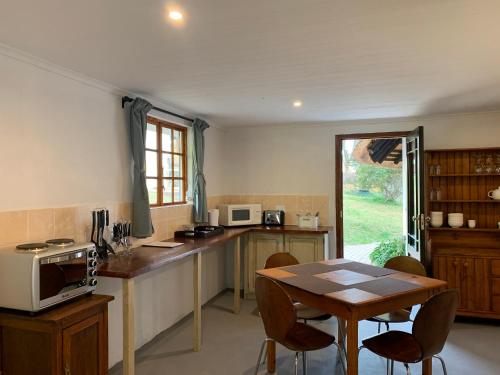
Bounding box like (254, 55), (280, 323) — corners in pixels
(343, 190), (403, 245)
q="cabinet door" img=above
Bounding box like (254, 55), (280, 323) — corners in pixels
(63, 313), (107, 375)
(433, 255), (465, 310)
(246, 233), (284, 295)
(284, 234), (325, 264)
(461, 257), (490, 312)
(433, 254), (491, 313)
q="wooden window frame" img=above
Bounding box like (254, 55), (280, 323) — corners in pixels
(146, 116), (188, 207)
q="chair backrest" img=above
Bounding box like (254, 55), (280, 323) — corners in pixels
(255, 276), (297, 344)
(412, 289), (459, 359)
(384, 256), (427, 276)
(265, 252), (299, 269)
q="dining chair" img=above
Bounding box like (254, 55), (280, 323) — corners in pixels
(254, 276), (345, 375)
(360, 289), (459, 375)
(264, 253), (331, 323)
(367, 256), (427, 333)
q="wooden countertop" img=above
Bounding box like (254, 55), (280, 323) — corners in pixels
(97, 225), (332, 279)
(0, 294), (114, 326)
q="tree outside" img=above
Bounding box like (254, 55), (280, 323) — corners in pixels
(343, 140), (404, 265)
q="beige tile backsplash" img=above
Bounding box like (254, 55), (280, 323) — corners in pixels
(207, 194), (330, 226)
(0, 194), (330, 249)
(0, 202), (194, 249)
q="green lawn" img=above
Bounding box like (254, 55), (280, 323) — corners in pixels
(343, 191), (403, 245)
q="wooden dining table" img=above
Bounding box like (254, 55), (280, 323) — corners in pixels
(256, 258), (447, 375)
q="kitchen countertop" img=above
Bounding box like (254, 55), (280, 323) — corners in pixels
(97, 225), (332, 279)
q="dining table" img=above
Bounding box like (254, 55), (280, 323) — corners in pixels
(256, 258), (447, 375)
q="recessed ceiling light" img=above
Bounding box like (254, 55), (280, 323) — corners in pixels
(293, 100), (303, 108)
(169, 10), (183, 21)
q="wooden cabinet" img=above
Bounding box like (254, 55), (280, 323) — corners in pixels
(245, 231), (327, 297)
(246, 233), (284, 296)
(426, 148), (500, 319)
(0, 295), (113, 375)
(284, 234), (325, 264)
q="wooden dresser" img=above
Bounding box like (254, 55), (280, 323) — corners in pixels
(426, 148), (500, 319)
(0, 294), (113, 375)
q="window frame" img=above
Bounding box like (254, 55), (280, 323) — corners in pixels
(145, 116), (188, 207)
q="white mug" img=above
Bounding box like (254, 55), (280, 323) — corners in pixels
(468, 220), (476, 229)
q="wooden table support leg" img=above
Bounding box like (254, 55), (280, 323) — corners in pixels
(346, 319), (359, 375)
(233, 237), (241, 314)
(193, 252), (202, 352)
(422, 357), (433, 375)
(123, 278), (135, 375)
(266, 340), (276, 374)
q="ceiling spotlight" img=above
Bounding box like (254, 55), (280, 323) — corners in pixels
(169, 10), (183, 21)
(293, 100), (303, 107)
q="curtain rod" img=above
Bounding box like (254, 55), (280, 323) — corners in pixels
(121, 96), (194, 123)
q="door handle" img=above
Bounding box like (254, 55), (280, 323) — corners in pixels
(419, 214), (426, 231)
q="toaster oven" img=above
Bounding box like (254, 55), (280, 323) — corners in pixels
(0, 242), (98, 312)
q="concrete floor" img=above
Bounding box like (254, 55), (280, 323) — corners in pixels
(344, 243), (378, 265)
(110, 292), (500, 375)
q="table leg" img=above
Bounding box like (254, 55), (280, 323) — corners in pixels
(346, 319), (359, 375)
(123, 278), (135, 375)
(266, 339), (276, 373)
(193, 252), (202, 352)
(422, 358), (432, 375)
(233, 237), (241, 314)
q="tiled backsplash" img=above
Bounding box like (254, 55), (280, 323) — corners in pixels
(0, 194), (330, 249)
(207, 195), (330, 226)
(0, 203), (193, 249)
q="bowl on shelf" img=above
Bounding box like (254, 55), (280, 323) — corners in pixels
(448, 213), (464, 228)
(430, 211), (444, 228)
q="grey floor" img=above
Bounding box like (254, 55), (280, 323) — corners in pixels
(110, 292), (500, 375)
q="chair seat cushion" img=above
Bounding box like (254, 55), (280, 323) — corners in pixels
(367, 309), (411, 324)
(294, 303), (332, 321)
(362, 330), (423, 363)
(284, 322), (336, 352)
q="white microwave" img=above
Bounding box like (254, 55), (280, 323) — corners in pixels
(218, 204), (262, 226)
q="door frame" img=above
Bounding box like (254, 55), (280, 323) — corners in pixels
(335, 131), (411, 258)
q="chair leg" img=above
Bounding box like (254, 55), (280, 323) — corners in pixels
(294, 352), (299, 375)
(404, 363), (411, 375)
(390, 360), (394, 375)
(378, 322), (381, 333)
(337, 318), (347, 353)
(302, 352), (307, 375)
(335, 342), (347, 375)
(385, 322), (390, 332)
(253, 339), (267, 375)
(434, 355), (448, 375)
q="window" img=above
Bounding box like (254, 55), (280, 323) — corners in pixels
(145, 116), (188, 206)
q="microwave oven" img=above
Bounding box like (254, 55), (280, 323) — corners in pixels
(0, 242), (98, 312)
(218, 204), (262, 226)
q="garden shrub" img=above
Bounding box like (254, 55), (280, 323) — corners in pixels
(369, 237), (405, 267)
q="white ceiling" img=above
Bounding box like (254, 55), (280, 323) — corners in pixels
(1, 0), (500, 127)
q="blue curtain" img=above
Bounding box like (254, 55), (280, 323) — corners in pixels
(125, 97), (154, 237)
(192, 118), (210, 223)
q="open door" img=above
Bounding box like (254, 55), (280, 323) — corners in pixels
(405, 126), (426, 263)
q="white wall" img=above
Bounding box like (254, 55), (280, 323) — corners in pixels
(0, 49), (228, 367)
(223, 112), (500, 236)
